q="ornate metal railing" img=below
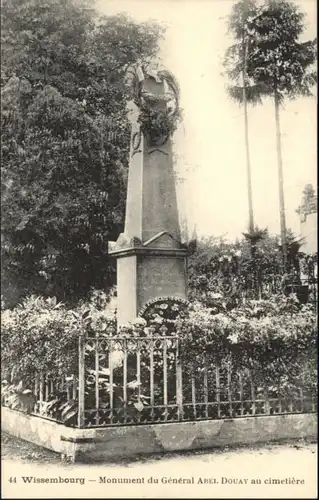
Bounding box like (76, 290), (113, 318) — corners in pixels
(3, 333), (316, 428)
(79, 334), (316, 428)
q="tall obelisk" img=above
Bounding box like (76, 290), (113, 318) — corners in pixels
(109, 63), (188, 326)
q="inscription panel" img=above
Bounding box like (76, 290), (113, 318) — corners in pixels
(136, 255), (187, 313)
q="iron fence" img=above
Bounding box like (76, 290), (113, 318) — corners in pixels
(3, 332), (316, 428)
(13, 332), (314, 428)
(81, 334), (316, 428)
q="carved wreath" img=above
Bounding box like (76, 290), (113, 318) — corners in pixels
(126, 64), (181, 146)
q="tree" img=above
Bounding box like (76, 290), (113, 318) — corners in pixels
(224, 0), (316, 270)
(1, 0), (164, 306)
(244, 0), (317, 270)
(224, 0), (268, 289)
(224, 0), (261, 235)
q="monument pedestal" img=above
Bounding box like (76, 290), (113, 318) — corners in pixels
(110, 65), (188, 326)
(113, 244), (187, 326)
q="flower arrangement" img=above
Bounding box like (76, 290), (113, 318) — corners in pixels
(138, 296), (189, 333)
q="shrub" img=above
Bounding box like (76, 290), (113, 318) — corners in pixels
(1, 292), (117, 383)
(176, 294), (317, 389)
(1, 292), (316, 425)
(1, 292), (117, 424)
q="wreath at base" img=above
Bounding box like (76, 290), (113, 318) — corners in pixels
(138, 296), (189, 332)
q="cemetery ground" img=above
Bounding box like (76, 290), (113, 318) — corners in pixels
(1, 431), (317, 499)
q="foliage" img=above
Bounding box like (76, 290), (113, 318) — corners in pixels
(136, 67), (182, 145)
(1, 291), (317, 424)
(1, 296), (82, 381)
(1, 295), (155, 423)
(0, 290), (119, 380)
(224, 0), (262, 104)
(224, 0), (317, 267)
(187, 230), (312, 307)
(224, 0), (317, 104)
(300, 253), (318, 282)
(138, 297), (189, 333)
(138, 106), (182, 146)
(1, 0), (164, 307)
(243, 226), (268, 245)
(176, 295), (317, 388)
(1, 380), (35, 414)
(245, 0), (317, 100)
(0, 290), (118, 424)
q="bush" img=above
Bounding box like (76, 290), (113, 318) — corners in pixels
(1, 292), (316, 425)
(1, 291), (117, 383)
(176, 294), (317, 390)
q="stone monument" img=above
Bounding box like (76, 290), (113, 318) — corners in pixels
(296, 184), (317, 254)
(109, 63), (188, 326)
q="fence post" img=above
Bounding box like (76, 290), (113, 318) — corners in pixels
(150, 335), (155, 420)
(264, 385), (270, 415)
(238, 372), (244, 416)
(191, 364), (196, 419)
(108, 339), (114, 424)
(227, 362), (232, 417)
(215, 366), (221, 418)
(163, 338), (168, 412)
(123, 337), (128, 423)
(95, 332), (100, 426)
(78, 331), (85, 428)
(39, 371), (44, 413)
(34, 373), (39, 413)
(176, 338), (183, 420)
(203, 355), (208, 418)
(250, 371), (256, 416)
(45, 372), (49, 401)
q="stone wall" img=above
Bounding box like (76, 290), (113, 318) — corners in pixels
(2, 407), (317, 463)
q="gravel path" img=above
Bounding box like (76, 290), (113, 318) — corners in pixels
(1, 433), (317, 499)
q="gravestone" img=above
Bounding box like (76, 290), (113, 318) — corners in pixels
(109, 63), (188, 326)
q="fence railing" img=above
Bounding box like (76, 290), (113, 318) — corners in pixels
(9, 332), (313, 428)
(2, 331), (316, 428)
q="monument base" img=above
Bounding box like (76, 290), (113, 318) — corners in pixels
(111, 247), (187, 326)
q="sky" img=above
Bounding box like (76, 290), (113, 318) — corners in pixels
(97, 0), (317, 241)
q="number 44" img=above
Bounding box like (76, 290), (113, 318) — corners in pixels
(9, 477), (17, 483)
